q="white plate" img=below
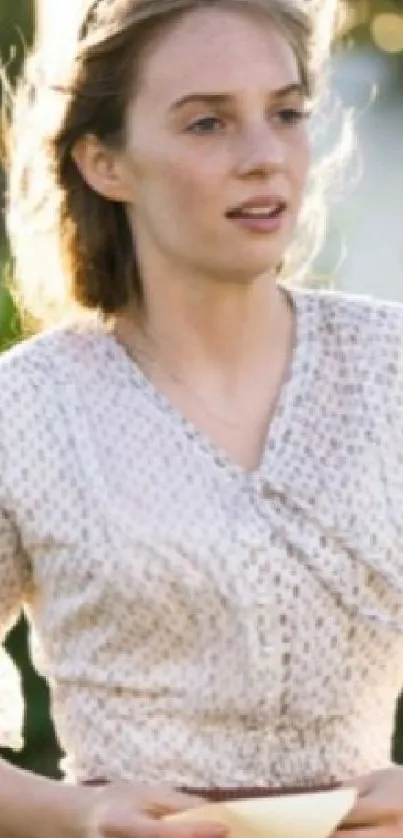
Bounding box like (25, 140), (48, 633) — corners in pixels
(165, 787), (357, 838)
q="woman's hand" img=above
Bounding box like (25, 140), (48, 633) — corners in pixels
(77, 782), (228, 838)
(336, 768), (403, 838)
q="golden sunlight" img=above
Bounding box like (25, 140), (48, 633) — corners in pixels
(336, 0), (369, 38)
(371, 13), (403, 54)
(35, 0), (86, 54)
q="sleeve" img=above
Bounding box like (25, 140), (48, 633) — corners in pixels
(0, 505), (27, 638)
(354, 300), (403, 623)
(0, 343), (54, 750)
(0, 506), (27, 750)
(0, 362), (34, 751)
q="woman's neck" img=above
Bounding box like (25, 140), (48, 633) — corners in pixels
(115, 273), (291, 398)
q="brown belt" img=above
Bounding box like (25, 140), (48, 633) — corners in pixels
(83, 780), (341, 800)
(178, 784), (341, 801)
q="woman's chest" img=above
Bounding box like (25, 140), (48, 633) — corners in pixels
(7, 370), (403, 715)
(14, 409), (403, 718)
(12, 381), (403, 619)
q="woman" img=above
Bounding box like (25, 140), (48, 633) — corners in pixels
(1, 0), (403, 835)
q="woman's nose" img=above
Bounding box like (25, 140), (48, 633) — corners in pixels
(235, 124), (286, 177)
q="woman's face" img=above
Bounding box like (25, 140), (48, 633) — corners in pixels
(120, 6), (311, 284)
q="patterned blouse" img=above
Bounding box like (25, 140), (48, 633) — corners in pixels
(1, 286), (403, 788)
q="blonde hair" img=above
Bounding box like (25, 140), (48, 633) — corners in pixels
(5, 0), (343, 328)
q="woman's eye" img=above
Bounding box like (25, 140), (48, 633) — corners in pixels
(275, 108), (308, 126)
(187, 116), (225, 134)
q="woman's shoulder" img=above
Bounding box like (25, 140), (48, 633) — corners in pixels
(294, 285), (403, 366)
(0, 318), (104, 387)
(295, 284), (403, 330)
(0, 320), (108, 442)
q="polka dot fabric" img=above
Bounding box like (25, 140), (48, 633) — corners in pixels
(1, 286), (403, 787)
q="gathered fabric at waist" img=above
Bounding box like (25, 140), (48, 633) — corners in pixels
(55, 683), (394, 788)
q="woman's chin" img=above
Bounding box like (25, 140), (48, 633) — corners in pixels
(219, 254), (283, 284)
(223, 239), (289, 281)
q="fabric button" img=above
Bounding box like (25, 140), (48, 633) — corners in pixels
(261, 481), (272, 500)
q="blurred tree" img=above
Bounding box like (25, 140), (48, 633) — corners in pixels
(0, 0), (34, 233)
(0, 0), (34, 340)
(340, 0), (403, 59)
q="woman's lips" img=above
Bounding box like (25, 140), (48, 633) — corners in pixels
(226, 201), (288, 233)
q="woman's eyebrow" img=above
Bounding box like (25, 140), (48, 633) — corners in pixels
(169, 83), (305, 112)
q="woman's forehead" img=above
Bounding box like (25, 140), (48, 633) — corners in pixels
(136, 7), (300, 106)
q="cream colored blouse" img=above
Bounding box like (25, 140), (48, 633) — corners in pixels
(1, 286), (403, 788)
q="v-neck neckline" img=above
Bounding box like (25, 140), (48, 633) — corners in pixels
(99, 284), (317, 482)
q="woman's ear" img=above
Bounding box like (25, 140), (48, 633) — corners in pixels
(71, 133), (133, 203)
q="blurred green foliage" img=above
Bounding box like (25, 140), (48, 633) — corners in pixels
(0, 0), (34, 350)
(0, 0), (34, 235)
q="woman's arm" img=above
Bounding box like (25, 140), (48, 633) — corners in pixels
(0, 757), (87, 838)
(0, 760), (226, 838)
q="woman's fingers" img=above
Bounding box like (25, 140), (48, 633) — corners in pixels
(135, 784), (208, 817)
(340, 772), (402, 829)
(341, 802), (398, 829)
(335, 829), (403, 838)
(89, 782), (228, 838)
(103, 813), (227, 838)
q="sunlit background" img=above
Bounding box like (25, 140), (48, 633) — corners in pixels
(0, 0), (402, 777)
(320, 0), (403, 300)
